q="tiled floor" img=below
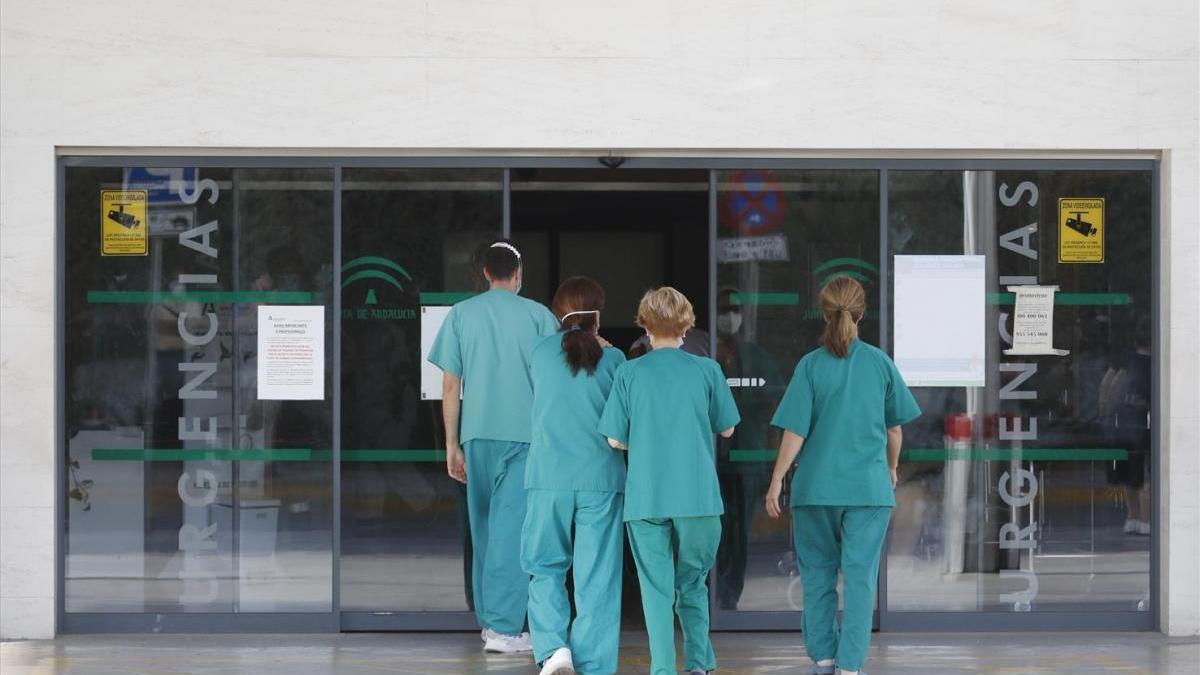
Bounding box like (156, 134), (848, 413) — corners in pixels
(3, 631), (1198, 674)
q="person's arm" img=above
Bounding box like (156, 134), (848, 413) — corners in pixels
(765, 430), (804, 519)
(719, 427), (735, 438)
(607, 437), (628, 451)
(442, 372), (466, 483)
(887, 425), (903, 488)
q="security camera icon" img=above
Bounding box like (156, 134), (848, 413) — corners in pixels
(106, 203), (141, 229)
(1064, 211), (1097, 237)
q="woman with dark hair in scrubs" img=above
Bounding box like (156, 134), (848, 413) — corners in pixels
(428, 239), (559, 654)
(764, 276), (921, 675)
(523, 276), (626, 675)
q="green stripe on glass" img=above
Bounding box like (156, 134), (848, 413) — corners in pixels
(901, 448), (1128, 462)
(420, 292), (477, 305)
(729, 292), (800, 306)
(92, 448), (449, 462)
(730, 449), (777, 462)
(987, 292), (1131, 306)
(728, 448), (1129, 463)
(342, 449), (446, 462)
(87, 291), (317, 304)
(92, 448), (315, 461)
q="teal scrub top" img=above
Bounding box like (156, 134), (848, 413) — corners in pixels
(771, 339), (921, 507)
(526, 334), (627, 492)
(427, 288), (559, 445)
(598, 347), (741, 521)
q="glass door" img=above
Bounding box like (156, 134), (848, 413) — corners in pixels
(709, 169), (882, 629)
(338, 168), (503, 629)
(62, 166), (336, 630)
(880, 169), (1155, 630)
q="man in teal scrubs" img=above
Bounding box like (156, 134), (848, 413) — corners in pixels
(598, 287), (740, 675)
(523, 277), (627, 675)
(765, 276), (921, 675)
(428, 240), (559, 653)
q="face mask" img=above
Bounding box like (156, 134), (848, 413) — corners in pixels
(717, 311), (742, 335)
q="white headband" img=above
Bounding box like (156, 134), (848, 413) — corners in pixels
(560, 310), (599, 325)
(490, 242), (521, 259)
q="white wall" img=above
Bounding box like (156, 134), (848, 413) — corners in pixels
(2, 0), (1197, 638)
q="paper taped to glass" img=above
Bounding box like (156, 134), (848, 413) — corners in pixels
(1004, 285), (1070, 356)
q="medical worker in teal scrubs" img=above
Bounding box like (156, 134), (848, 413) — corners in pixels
(764, 276), (921, 675)
(523, 276), (626, 675)
(599, 287), (740, 675)
(428, 239), (559, 654)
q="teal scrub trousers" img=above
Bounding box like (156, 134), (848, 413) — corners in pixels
(626, 516), (722, 675)
(792, 505), (892, 672)
(464, 439), (530, 636)
(521, 489), (624, 674)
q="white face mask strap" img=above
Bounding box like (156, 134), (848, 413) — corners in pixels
(489, 242), (521, 259)
(560, 310), (600, 325)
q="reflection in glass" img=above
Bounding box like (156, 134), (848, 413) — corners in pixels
(885, 170), (1152, 613)
(64, 167), (334, 612)
(339, 169), (503, 611)
(714, 170), (880, 612)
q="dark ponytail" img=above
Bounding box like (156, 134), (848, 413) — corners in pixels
(551, 276), (606, 375)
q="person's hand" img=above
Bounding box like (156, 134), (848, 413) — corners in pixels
(447, 443), (467, 484)
(890, 467), (899, 489)
(765, 478), (784, 519)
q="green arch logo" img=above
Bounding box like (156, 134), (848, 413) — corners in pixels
(341, 256), (413, 305)
(812, 257), (879, 287)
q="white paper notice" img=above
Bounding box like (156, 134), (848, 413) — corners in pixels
(421, 305), (452, 400)
(894, 255), (986, 387)
(257, 305), (325, 400)
(1004, 286), (1070, 356)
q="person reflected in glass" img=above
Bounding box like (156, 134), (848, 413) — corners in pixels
(522, 276), (626, 675)
(599, 287), (740, 675)
(1099, 315), (1152, 536)
(713, 286), (783, 610)
(764, 276), (921, 675)
(427, 239), (560, 654)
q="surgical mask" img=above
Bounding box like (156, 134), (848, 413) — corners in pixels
(560, 310), (599, 329)
(717, 310), (742, 335)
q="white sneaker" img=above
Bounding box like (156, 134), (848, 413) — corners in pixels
(538, 647), (575, 675)
(484, 631), (533, 654)
(1136, 520), (1151, 536)
(481, 627), (499, 643)
(1123, 518), (1138, 534)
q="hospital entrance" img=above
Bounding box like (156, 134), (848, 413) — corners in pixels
(57, 162), (1153, 633)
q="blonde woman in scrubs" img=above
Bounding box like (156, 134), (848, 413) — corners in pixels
(765, 276), (921, 675)
(428, 240), (559, 654)
(523, 276), (627, 675)
(599, 287), (741, 675)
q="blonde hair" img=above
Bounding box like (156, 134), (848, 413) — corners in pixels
(819, 276), (866, 358)
(637, 286), (695, 338)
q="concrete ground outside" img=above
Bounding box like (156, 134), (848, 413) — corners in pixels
(2, 631), (1197, 674)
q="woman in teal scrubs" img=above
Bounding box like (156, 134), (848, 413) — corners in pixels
(599, 287), (740, 675)
(428, 240), (559, 654)
(764, 276), (921, 675)
(523, 276), (627, 675)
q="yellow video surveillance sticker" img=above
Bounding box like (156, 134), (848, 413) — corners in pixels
(1058, 197), (1104, 264)
(100, 190), (148, 256)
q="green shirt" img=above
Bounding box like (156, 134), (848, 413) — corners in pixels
(598, 347), (741, 521)
(427, 288), (559, 445)
(526, 334), (627, 492)
(771, 339), (921, 507)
